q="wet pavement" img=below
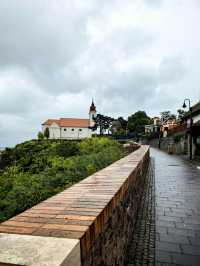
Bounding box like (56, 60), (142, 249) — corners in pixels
(127, 159), (155, 266)
(152, 148), (200, 266)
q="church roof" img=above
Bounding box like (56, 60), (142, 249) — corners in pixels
(42, 118), (90, 128)
(42, 119), (60, 126)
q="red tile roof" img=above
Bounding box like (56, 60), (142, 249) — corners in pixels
(42, 118), (90, 128)
(42, 119), (60, 126)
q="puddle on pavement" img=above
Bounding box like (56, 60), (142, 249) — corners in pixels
(168, 164), (181, 167)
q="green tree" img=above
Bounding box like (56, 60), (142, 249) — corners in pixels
(37, 131), (44, 140)
(111, 120), (122, 134)
(128, 111), (151, 135)
(160, 111), (176, 123)
(117, 117), (128, 131)
(44, 128), (50, 139)
(91, 114), (114, 135)
(177, 109), (186, 120)
(111, 118), (127, 137)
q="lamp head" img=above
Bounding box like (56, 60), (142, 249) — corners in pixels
(182, 101), (187, 108)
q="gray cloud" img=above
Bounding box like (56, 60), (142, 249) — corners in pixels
(158, 57), (186, 84)
(144, 0), (163, 7)
(0, 0), (199, 146)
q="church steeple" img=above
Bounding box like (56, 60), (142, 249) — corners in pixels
(89, 99), (97, 127)
(89, 99), (96, 112)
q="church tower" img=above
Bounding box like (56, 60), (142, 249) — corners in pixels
(89, 99), (97, 127)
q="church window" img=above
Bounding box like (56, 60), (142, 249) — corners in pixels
(72, 128), (74, 131)
(79, 129), (82, 131)
(64, 128), (67, 131)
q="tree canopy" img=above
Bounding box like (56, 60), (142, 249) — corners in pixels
(117, 117), (128, 130)
(38, 131), (44, 140)
(44, 127), (50, 139)
(177, 109), (186, 120)
(128, 111), (151, 135)
(160, 111), (176, 122)
(91, 114), (114, 135)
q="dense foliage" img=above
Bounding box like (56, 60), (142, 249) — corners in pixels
(91, 114), (114, 135)
(128, 111), (151, 135)
(111, 117), (128, 137)
(160, 111), (176, 122)
(0, 138), (123, 222)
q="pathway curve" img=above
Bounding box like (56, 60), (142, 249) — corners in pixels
(152, 148), (200, 266)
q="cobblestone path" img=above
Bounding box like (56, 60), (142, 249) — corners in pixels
(152, 148), (200, 266)
(127, 148), (200, 266)
(127, 158), (156, 266)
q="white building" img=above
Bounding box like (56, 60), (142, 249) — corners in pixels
(42, 101), (97, 140)
(145, 117), (161, 134)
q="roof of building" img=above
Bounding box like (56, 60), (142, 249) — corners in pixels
(184, 100), (200, 119)
(42, 119), (60, 126)
(42, 118), (90, 128)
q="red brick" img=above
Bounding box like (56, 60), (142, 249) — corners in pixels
(42, 223), (88, 232)
(0, 225), (36, 234)
(2, 221), (43, 228)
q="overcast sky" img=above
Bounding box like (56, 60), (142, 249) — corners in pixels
(0, 0), (200, 147)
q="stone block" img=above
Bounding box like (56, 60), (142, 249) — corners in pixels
(0, 233), (80, 266)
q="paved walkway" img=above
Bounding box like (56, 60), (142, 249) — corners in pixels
(127, 158), (155, 266)
(152, 148), (200, 266)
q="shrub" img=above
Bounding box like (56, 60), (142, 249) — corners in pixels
(0, 138), (124, 222)
(44, 127), (50, 139)
(37, 131), (44, 140)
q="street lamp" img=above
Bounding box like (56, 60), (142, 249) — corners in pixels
(182, 98), (193, 160)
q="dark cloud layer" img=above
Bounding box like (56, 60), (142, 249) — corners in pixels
(0, 0), (199, 146)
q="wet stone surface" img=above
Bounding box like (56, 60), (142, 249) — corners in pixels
(127, 148), (200, 266)
(127, 159), (155, 266)
(152, 148), (200, 266)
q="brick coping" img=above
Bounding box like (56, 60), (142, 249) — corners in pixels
(0, 145), (149, 260)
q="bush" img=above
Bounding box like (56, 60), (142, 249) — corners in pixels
(37, 131), (44, 140)
(78, 137), (119, 154)
(44, 127), (50, 139)
(0, 138), (123, 222)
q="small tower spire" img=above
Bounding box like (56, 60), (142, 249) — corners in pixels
(89, 99), (97, 127)
(89, 98), (96, 112)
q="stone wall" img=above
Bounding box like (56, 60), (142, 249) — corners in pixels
(0, 145), (150, 266)
(82, 148), (149, 266)
(149, 137), (186, 155)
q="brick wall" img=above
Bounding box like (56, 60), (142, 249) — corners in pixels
(0, 145), (150, 266)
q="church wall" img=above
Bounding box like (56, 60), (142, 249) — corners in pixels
(41, 100), (96, 140)
(60, 127), (92, 139)
(42, 124), (61, 139)
(42, 125), (93, 140)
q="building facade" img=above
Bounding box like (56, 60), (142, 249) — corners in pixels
(145, 117), (161, 134)
(161, 119), (178, 137)
(42, 101), (97, 140)
(184, 101), (200, 157)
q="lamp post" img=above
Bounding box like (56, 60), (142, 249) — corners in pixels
(182, 98), (193, 160)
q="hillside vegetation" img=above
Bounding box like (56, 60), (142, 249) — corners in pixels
(0, 138), (124, 222)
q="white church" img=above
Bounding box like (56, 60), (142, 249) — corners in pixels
(42, 101), (97, 140)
